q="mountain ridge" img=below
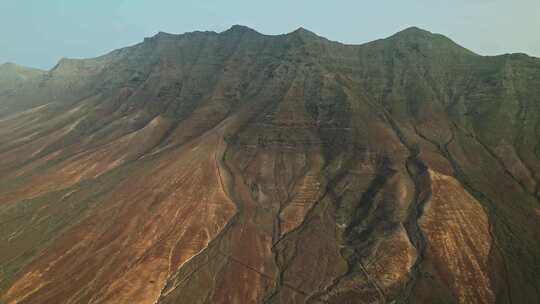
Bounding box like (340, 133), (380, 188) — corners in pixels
(3, 25), (539, 74)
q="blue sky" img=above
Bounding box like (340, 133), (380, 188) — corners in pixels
(1, 0), (539, 69)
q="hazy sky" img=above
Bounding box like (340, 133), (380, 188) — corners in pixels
(1, 0), (539, 70)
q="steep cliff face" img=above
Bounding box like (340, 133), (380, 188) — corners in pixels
(0, 26), (539, 304)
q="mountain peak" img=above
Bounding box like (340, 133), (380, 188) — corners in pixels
(291, 27), (317, 36)
(222, 25), (261, 37)
(156, 31), (173, 36)
(227, 24), (255, 32)
(288, 27), (322, 42)
(386, 26), (477, 56)
(144, 29), (220, 43)
(293, 26), (309, 33)
(398, 26), (432, 35)
(153, 31), (180, 39)
(0, 62), (44, 73)
(390, 26), (437, 40)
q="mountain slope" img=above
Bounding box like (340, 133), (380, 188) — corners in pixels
(0, 26), (539, 304)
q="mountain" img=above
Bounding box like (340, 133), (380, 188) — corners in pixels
(0, 63), (44, 85)
(0, 25), (539, 304)
(0, 63), (45, 111)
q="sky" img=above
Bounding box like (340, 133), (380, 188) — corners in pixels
(1, 0), (539, 70)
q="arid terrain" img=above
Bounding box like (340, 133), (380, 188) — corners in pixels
(0, 26), (539, 304)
